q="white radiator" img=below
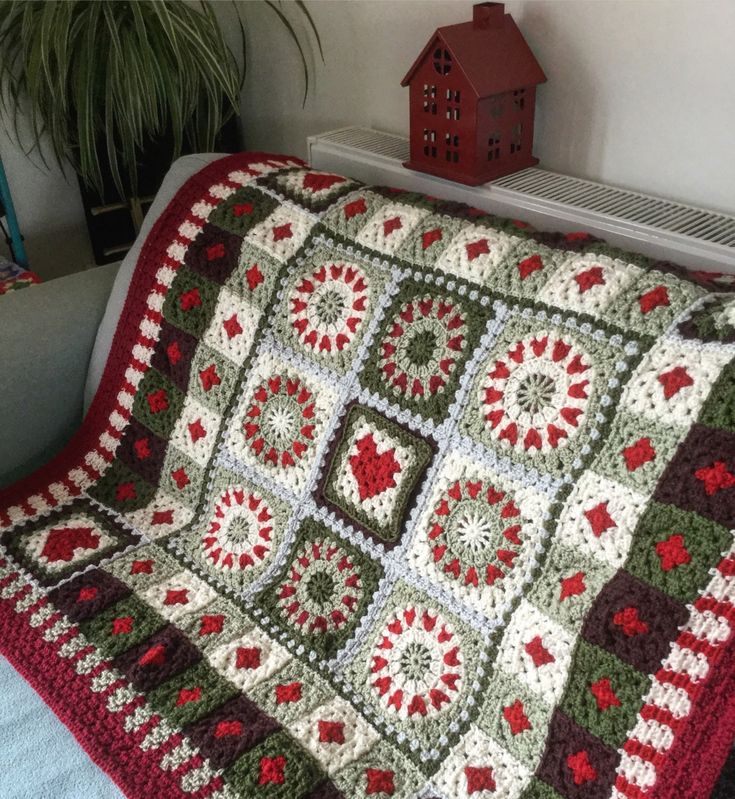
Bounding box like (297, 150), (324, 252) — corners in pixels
(307, 126), (735, 275)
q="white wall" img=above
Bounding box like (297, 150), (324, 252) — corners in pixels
(2, 0), (733, 280)
(0, 130), (93, 281)
(239, 0), (735, 215)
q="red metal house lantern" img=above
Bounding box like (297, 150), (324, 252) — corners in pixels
(401, 2), (546, 186)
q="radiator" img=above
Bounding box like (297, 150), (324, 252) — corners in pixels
(307, 126), (735, 275)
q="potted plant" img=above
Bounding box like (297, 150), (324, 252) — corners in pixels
(0, 0), (321, 262)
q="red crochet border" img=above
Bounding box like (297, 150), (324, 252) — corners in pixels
(0, 152), (733, 798)
(0, 586), (191, 799)
(0, 152), (299, 798)
(651, 618), (735, 799)
(0, 152), (298, 513)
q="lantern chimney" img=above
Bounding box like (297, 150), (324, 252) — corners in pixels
(473, 2), (504, 29)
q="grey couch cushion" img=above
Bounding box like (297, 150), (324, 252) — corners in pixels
(83, 153), (227, 411)
(0, 263), (119, 486)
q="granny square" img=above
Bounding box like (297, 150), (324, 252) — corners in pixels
(253, 517), (383, 660)
(319, 189), (392, 242)
(184, 222), (243, 285)
(202, 287), (260, 368)
(344, 578), (488, 768)
(360, 280), (492, 422)
(1, 154), (733, 799)
(434, 223), (518, 284)
(537, 252), (643, 319)
(407, 449), (551, 620)
(86, 459), (157, 512)
(271, 241), (389, 374)
(116, 416), (168, 484)
(187, 344), (239, 414)
(1, 499), (139, 586)
(224, 352), (337, 496)
(354, 202), (431, 256)
(433, 724), (532, 799)
(127, 497), (194, 542)
(162, 264), (219, 338)
(245, 204), (315, 263)
(225, 241), (283, 308)
(167, 465), (292, 593)
(461, 309), (640, 477)
(625, 500), (732, 603)
(150, 319), (199, 392)
(257, 166), (360, 213)
(319, 403), (434, 547)
(608, 268), (705, 336)
(207, 185), (279, 237)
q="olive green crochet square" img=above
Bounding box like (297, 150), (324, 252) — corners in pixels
(247, 660), (334, 728)
(699, 358), (735, 433)
(132, 368), (185, 440)
(626, 501), (732, 604)
(254, 516), (384, 660)
(360, 280), (492, 423)
(224, 730), (324, 799)
(163, 266), (220, 339)
(333, 740), (425, 799)
(607, 269), (704, 337)
(146, 660), (239, 729)
(225, 241), (284, 309)
(477, 671), (556, 767)
(207, 185), (279, 236)
(392, 212), (464, 268)
(88, 460), (156, 513)
(525, 541), (615, 634)
(482, 239), (567, 300)
(559, 639), (649, 749)
(79, 594), (166, 659)
(175, 595), (250, 654)
(104, 543), (182, 592)
(159, 446), (206, 510)
(318, 189), (392, 242)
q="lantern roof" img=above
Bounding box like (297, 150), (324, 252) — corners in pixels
(401, 3), (546, 98)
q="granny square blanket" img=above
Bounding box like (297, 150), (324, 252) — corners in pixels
(1, 152), (734, 799)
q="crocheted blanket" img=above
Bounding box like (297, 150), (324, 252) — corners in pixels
(1, 152), (733, 799)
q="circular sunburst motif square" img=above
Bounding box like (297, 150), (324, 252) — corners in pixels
(461, 311), (640, 477)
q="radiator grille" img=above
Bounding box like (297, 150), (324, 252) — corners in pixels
(309, 126), (735, 271)
(313, 127), (410, 161)
(493, 170), (735, 248)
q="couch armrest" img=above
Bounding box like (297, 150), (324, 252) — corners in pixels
(0, 263), (119, 488)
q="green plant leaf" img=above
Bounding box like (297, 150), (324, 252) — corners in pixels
(0, 0), (322, 196)
(295, 0), (324, 63)
(264, 0), (310, 107)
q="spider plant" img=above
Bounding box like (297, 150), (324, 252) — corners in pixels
(0, 0), (322, 197)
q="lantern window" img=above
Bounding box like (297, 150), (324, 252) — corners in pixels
(445, 133), (459, 163)
(510, 123), (523, 154)
(487, 133), (501, 161)
(489, 96), (504, 119)
(433, 47), (452, 75)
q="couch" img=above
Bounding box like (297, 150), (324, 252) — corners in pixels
(0, 154), (224, 488)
